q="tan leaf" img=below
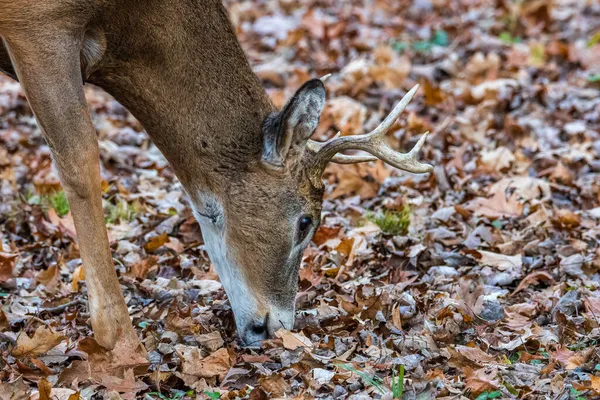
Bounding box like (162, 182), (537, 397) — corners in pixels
(370, 46), (411, 90)
(312, 226), (341, 247)
(513, 271), (554, 294)
(326, 164), (379, 200)
(0, 252), (17, 283)
(37, 377), (52, 400)
(194, 331), (224, 352)
(67, 392), (81, 400)
(477, 251), (522, 271)
(464, 366), (499, 395)
(550, 346), (588, 370)
(175, 346), (232, 380)
(478, 146), (515, 172)
(71, 265), (85, 292)
(258, 374), (290, 397)
(590, 375), (600, 395)
(465, 177), (550, 218)
(101, 369), (148, 399)
(12, 326), (66, 358)
(164, 237), (184, 253)
(58, 337), (148, 386)
(552, 209), (581, 229)
(144, 233), (169, 252)
(335, 237), (355, 259)
(47, 208), (77, 240)
(129, 256), (157, 280)
(30, 388), (78, 400)
(445, 345), (496, 368)
(275, 329), (313, 350)
(317, 97), (366, 136)
(37, 265), (59, 288)
(585, 295), (600, 316)
(0, 376), (30, 400)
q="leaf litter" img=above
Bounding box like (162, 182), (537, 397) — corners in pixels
(1, 0), (600, 398)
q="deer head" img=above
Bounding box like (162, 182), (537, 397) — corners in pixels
(191, 80), (432, 345)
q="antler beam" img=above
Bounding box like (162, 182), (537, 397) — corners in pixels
(308, 84), (433, 174)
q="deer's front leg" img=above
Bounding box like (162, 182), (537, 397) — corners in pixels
(3, 32), (146, 363)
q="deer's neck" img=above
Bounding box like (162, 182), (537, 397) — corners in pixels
(90, 0), (274, 194)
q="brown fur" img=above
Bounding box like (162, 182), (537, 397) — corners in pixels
(0, 0), (327, 348)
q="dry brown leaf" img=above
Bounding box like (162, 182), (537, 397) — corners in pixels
(335, 237), (355, 259)
(466, 177), (550, 218)
(145, 232), (169, 252)
(317, 97), (366, 136)
(37, 265), (59, 288)
(370, 46), (411, 89)
(552, 209), (581, 229)
(312, 225), (341, 246)
(464, 366), (499, 395)
(513, 271), (554, 294)
(101, 369), (148, 400)
(0, 377), (29, 400)
(0, 252), (17, 282)
(129, 256), (157, 280)
(0, 309), (8, 331)
(445, 345), (496, 368)
(194, 331), (224, 352)
(258, 374), (290, 397)
(30, 389), (78, 400)
(550, 347), (589, 370)
(12, 326), (66, 358)
(58, 337), (148, 386)
(46, 208), (77, 240)
(275, 329), (313, 350)
(176, 346), (231, 380)
(477, 251), (522, 271)
(478, 146), (515, 172)
(71, 265), (85, 292)
(37, 377), (52, 400)
(421, 78), (444, 106)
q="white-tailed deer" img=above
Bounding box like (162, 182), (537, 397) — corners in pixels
(0, 0), (431, 356)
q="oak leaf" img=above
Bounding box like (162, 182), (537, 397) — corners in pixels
(11, 326), (66, 358)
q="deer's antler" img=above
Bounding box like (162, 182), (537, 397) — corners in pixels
(308, 84), (433, 177)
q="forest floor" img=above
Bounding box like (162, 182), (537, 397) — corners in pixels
(2, 0), (600, 399)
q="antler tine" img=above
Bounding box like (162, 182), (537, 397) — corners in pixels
(306, 139), (378, 164)
(309, 84), (433, 175)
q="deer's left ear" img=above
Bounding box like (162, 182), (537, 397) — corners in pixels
(261, 79), (326, 169)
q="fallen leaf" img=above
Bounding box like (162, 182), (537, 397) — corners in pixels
(175, 346), (232, 380)
(513, 271), (554, 294)
(259, 374), (290, 397)
(194, 331), (224, 352)
(464, 366), (499, 395)
(275, 329), (313, 350)
(0, 252), (17, 282)
(101, 369), (148, 400)
(37, 265), (59, 288)
(12, 326), (66, 358)
(144, 233), (169, 252)
(312, 225), (341, 246)
(71, 265), (85, 292)
(0, 376), (30, 400)
(550, 346), (588, 370)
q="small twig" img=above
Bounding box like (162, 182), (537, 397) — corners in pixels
(41, 299), (82, 314)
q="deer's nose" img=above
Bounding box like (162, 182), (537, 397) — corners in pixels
(240, 308), (295, 346)
(242, 314), (269, 346)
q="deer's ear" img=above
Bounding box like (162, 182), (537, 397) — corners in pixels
(261, 79), (325, 169)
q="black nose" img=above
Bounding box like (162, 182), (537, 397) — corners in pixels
(242, 313), (270, 346)
(250, 321), (267, 336)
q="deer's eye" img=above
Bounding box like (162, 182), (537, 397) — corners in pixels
(297, 215), (313, 241)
